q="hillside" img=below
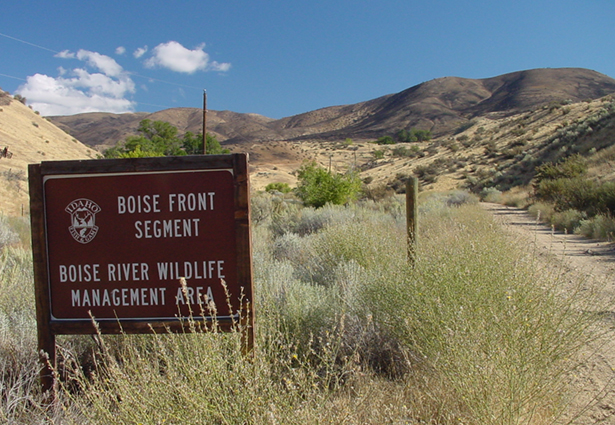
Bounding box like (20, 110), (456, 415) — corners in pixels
(3, 68), (615, 216)
(50, 68), (615, 148)
(47, 67), (615, 194)
(0, 90), (98, 216)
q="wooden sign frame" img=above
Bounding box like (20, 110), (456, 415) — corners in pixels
(29, 154), (254, 393)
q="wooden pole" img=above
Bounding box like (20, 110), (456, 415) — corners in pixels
(406, 177), (418, 264)
(203, 90), (207, 155)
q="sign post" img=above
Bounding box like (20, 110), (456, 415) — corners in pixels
(29, 154), (254, 394)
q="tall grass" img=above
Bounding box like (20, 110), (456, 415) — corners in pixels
(0, 245), (40, 423)
(364, 203), (599, 423)
(0, 194), (604, 424)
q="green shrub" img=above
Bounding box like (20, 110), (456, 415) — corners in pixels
(13, 94), (26, 104)
(295, 161), (362, 208)
(535, 177), (600, 215)
(596, 181), (615, 216)
(104, 120), (229, 158)
(375, 136), (395, 145)
(534, 154), (587, 186)
(372, 149), (385, 159)
(397, 128), (432, 142)
(444, 190), (479, 207)
(265, 182), (292, 193)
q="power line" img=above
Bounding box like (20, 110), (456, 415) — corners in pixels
(0, 31), (60, 54)
(0, 73), (27, 82)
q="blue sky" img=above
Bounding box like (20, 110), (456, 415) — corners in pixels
(1, 0), (614, 118)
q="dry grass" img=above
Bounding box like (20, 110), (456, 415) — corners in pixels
(0, 195), (604, 424)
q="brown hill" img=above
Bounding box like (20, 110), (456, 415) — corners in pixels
(50, 68), (615, 152)
(276, 67), (615, 140)
(43, 67), (615, 194)
(51, 108), (276, 151)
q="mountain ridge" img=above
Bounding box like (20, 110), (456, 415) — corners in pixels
(49, 68), (615, 150)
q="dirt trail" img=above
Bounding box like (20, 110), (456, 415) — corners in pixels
(482, 203), (615, 424)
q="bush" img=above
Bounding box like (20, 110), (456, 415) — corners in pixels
(550, 209), (585, 232)
(361, 184), (395, 201)
(372, 149), (385, 159)
(12, 94), (26, 105)
(479, 187), (502, 203)
(104, 120), (229, 158)
(528, 202), (555, 222)
(576, 214), (615, 240)
(375, 136), (395, 145)
(397, 128), (432, 142)
(454, 121), (475, 134)
(295, 161), (362, 208)
(444, 190), (479, 207)
(391, 146), (410, 157)
(534, 154), (587, 186)
(500, 187), (530, 208)
(535, 177), (600, 215)
(265, 182), (292, 194)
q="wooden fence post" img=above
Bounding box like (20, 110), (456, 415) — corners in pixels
(406, 177), (418, 264)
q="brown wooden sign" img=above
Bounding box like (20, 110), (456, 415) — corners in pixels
(29, 154), (254, 392)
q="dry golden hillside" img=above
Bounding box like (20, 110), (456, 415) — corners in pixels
(0, 91), (98, 216)
(248, 95), (615, 194)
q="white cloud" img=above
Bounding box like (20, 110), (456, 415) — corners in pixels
(18, 74), (136, 116)
(115, 46), (126, 55)
(16, 51), (136, 116)
(134, 46), (148, 58)
(54, 50), (75, 59)
(76, 50), (124, 77)
(211, 61), (232, 72)
(144, 41), (230, 74)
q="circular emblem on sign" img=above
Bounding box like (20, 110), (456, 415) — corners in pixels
(65, 198), (101, 244)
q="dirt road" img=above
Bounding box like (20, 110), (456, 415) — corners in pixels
(483, 203), (615, 424)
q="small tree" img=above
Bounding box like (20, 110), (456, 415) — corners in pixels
(105, 119), (229, 158)
(116, 146), (164, 158)
(105, 119), (183, 158)
(183, 132), (230, 155)
(295, 161), (362, 208)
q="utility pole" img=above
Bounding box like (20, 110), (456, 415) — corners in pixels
(202, 90), (207, 155)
